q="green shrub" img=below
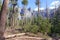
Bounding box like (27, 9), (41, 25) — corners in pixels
(23, 23), (31, 32)
(31, 25), (39, 33)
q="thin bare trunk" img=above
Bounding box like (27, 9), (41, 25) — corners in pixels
(46, 0), (49, 19)
(11, 5), (15, 27)
(38, 0), (40, 16)
(0, 0), (9, 40)
(54, 4), (56, 16)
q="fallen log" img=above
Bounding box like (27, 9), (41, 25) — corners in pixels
(4, 33), (25, 39)
(4, 33), (47, 40)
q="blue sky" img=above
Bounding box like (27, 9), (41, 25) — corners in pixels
(18, 0), (60, 10)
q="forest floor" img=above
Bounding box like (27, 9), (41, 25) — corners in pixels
(4, 27), (54, 40)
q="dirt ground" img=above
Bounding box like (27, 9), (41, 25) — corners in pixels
(4, 28), (44, 40)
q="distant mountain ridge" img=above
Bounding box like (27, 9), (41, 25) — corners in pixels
(19, 7), (59, 19)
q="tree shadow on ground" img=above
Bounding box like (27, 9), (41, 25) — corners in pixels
(49, 33), (60, 40)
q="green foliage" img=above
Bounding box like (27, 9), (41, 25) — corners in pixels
(35, 17), (51, 34)
(23, 21), (31, 32)
(40, 19), (51, 34)
(51, 6), (60, 34)
(32, 16), (51, 34)
(0, 0), (2, 11)
(22, 0), (28, 6)
(22, 18), (39, 33)
(30, 25), (39, 33)
(20, 16), (51, 35)
(35, 0), (40, 6)
(0, 5), (1, 11)
(10, 0), (18, 5)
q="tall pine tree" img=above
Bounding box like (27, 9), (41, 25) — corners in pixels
(51, 6), (60, 35)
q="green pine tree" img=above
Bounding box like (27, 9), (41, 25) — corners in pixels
(51, 6), (60, 35)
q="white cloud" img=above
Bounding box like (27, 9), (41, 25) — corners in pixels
(51, 1), (60, 6)
(49, 6), (55, 9)
(49, 1), (60, 9)
(34, 7), (45, 11)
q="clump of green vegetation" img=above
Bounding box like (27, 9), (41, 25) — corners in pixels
(30, 25), (39, 33)
(19, 16), (51, 35)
